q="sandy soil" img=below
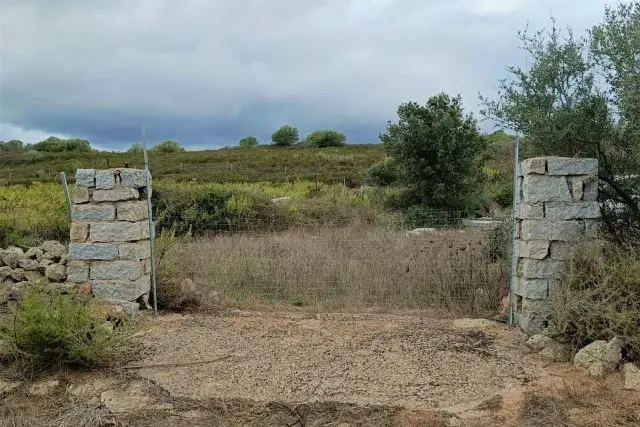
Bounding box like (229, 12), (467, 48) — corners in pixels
(133, 311), (532, 411)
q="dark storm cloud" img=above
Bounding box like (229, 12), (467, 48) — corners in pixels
(0, 0), (612, 149)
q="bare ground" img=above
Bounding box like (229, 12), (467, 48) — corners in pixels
(1, 311), (639, 427)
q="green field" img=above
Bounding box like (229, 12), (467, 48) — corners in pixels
(0, 145), (387, 186)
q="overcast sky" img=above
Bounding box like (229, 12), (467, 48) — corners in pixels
(0, 0), (615, 151)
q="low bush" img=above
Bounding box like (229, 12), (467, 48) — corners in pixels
(0, 286), (130, 368)
(365, 157), (401, 187)
(548, 240), (640, 361)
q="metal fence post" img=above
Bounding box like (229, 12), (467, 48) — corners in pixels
(59, 172), (72, 222)
(508, 135), (521, 328)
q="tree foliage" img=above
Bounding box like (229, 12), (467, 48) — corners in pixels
(480, 2), (640, 238)
(302, 130), (347, 148)
(381, 93), (486, 212)
(0, 140), (25, 152)
(127, 143), (144, 153)
(271, 126), (299, 147)
(32, 136), (91, 153)
(150, 140), (185, 153)
(239, 136), (259, 148)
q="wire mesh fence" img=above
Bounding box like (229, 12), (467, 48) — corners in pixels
(156, 210), (512, 316)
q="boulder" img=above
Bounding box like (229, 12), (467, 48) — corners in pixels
(10, 268), (25, 282)
(574, 337), (623, 379)
(1, 250), (22, 268)
(24, 247), (43, 260)
(623, 363), (640, 391)
(18, 258), (40, 271)
(45, 264), (67, 282)
(41, 241), (66, 261)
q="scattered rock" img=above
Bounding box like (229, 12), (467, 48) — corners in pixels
(23, 270), (44, 283)
(10, 268), (25, 281)
(574, 337), (623, 379)
(540, 343), (571, 363)
(45, 264), (67, 282)
(25, 247), (43, 260)
(1, 250), (22, 268)
(41, 241), (66, 261)
(18, 258), (40, 271)
(406, 228), (437, 237)
(623, 363), (640, 391)
(28, 379), (60, 396)
(525, 334), (555, 351)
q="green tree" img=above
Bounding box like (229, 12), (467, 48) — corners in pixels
(239, 136), (259, 148)
(150, 140), (185, 153)
(381, 93), (486, 212)
(480, 2), (640, 236)
(0, 140), (24, 152)
(271, 126), (299, 147)
(302, 130), (347, 148)
(127, 143), (144, 153)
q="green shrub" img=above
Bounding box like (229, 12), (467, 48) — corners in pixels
(0, 286), (127, 368)
(548, 240), (640, 361)
(365, 157), (401, 186)
(127, 143), (144, 153)
(302, 130), (346, 148)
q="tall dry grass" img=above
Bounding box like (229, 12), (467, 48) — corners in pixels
(157, 224), (509, 316)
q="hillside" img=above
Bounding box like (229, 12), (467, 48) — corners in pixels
(0, 145), (387, 186)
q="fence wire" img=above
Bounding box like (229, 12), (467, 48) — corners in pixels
(157, 211), (512, 316)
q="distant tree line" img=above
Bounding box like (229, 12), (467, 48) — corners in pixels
(237, 126), (347, 149)
(0, 136), (92, 153)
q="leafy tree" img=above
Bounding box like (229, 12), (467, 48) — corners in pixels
(271, 126), (299, 147)
(239, 136), (259, 148)
(480, 2), (640, 238)
(127, 143), (144, 153)
(302, 130), (347, 148)
(0, 140), (24, 152)
(150, 140), (185, 153)
(381, 93), (486, 212)
(32, 136), (91, 152)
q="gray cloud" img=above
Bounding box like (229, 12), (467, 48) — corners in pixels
(0, 0), (613, 149)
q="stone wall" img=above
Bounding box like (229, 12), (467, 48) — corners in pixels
(515, 157), (600, 334)
(0, 242), (69, 306)
(67, 168), (151, 316)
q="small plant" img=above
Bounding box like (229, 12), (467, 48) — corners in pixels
(0, 286), (127, 368)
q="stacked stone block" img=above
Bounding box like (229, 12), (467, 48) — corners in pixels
(515, 157), (600, 334)
(67, 168), (151, 317)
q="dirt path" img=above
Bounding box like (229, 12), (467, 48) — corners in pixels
(2, 311), (638, 427)
(134, 311), (532, 411)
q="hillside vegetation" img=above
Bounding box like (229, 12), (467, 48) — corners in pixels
(0, 145), (387, 186)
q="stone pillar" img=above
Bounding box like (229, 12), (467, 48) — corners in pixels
(67, 168), (151, 317)
(515, 157), (600, 334)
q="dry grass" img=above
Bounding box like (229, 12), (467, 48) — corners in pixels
(157, 224), (509, 316)
(516, 378), (640, 427)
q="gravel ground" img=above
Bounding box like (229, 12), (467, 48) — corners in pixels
(134, 311), (532, 410)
